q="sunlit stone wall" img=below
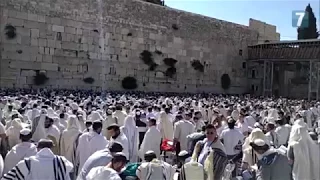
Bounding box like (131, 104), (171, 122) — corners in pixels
(0, 0), (259, 93)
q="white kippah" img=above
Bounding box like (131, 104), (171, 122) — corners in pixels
(20, 128), (31, 135)
(253, 138), (266, 146)
(178, 150), (189, 156)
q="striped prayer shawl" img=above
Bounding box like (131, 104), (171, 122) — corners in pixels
(2, 156), (67, 180)
(210, 148), (228, 180)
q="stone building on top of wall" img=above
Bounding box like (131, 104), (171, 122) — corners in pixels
(0, 0), (280, 94)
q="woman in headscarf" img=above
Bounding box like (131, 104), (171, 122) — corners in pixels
(157, 111), (174, 141)
(5, 118), (23, 148)
(287, 123), (320, 180)
(121, 115), (139, 163)
(60, 115), (81, 165)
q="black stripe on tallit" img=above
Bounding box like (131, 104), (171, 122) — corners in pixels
(59, 157), (66, 173)
(56, 156), (66, 180)
(15, 165), (24, 180)
(53, 157), (58, 180)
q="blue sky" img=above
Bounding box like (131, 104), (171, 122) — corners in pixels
(165, 0), (320, 40)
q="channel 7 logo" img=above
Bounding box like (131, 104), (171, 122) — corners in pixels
(292, 11), (309, 28)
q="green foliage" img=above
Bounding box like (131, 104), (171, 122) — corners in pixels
(191, 60), (204, 72)
(5, 24), (16, 39)
(140, 50), (158, 71)
(298, 4), (319, 39)
(122, 76), (138, 90)
(33, 71), (49, 85)
(163, 58), (177, 67)
(83, 77), (95, 84)
(221, 74), (231, 90)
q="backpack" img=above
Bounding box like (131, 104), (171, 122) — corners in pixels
(122, 163), (140, 177)
(24, 155), (67, 180)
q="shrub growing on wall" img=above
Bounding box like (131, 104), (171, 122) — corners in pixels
(140, 50), (158, 71)
(83, 77), (95, 84)
(122, 76), (138, 90)
(191, 60), (204, 72)
(5, 24), (16, 39)
(163, 58), (177, 67)
(33, 71), (49, 85)
(165, 67), (177, 78)
(221, 74), (231, 90)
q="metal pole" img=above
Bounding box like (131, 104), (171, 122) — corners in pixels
(308, 60), (312, 101)
(270, 62), (274, 97)
(263, 60), (266, 96)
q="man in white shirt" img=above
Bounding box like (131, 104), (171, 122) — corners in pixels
(220, 117), (244, 178)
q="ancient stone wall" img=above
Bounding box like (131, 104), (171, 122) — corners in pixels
(249, 19), (280, 43)
(0, 0), (259, 93)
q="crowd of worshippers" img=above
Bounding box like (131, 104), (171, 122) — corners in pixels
(0, 89), (319, 180)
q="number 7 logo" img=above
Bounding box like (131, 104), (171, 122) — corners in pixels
(292, 11), (309, 28)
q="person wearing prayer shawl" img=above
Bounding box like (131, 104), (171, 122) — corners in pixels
(174, 113), (195, 154)
(59, 112), (68, 129)
(2, 139), (73, 180)
(250, 138), (292, 180)
(275, 117), (290, 147)
(60, 115), (82, 165)
(241, 128), (268, 174)
(5, 118), (23, 149)
(139, 117), (162, 160)
(158, 111), (174, 141)
(31, 108), (48, 138)
(108, 124), (129, 160)
(76, 120), (108, 173)
(112, 104), (127, 126)
(287, 123), (320, 180)
(86, 152), (127, 180)
(102, 109), (117, 140)
(83, 119), (93, 133)
(178, 150), (205, 180)
(44, 116), (61, 154)
(265, 121), (279, 148)
(136, 151), (175, 180)
(3, 129), (37, 174)
(121, 115), (139, 163)
(191, 124), (227, 180)
(135, 110), (148, 147)
(52, 116), (65, 132)
(77, 141), (123, 180)
(77, 114), (86, 132)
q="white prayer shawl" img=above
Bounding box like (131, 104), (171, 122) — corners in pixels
(52, 116), (65, 132)
(288, 124), (320, 180)
(32, 115), (47, 142)
(182, 161), (205, 180)
(121, 116), (139, 162)
(110, 132), (129, 160)
(3, 142), (37, 174)
(76, 131), (108, 171)
(5, 119), (23, 148)
(88, 111), (103, 122)
(137, 159), (175, 180)
(86, 166), (121, 180)
(158, 112), (174, 141)
(112, 110), (127, 126)
(60, 116), (81, 164)
(174, 120), (195, 151)
(0, 154), (3, 177)
(139, 126), (162, 159)
(102, 115), (117, 137)
(45, 125), (61, 143)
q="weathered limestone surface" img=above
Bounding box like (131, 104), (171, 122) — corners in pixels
(0, 0), (263, 93)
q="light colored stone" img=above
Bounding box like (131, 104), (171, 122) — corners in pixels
(52, 25), (64, 32)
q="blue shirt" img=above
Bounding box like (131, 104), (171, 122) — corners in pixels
(77, 149), (113, 180)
